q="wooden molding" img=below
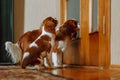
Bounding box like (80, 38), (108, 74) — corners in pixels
(80, 0), (90, 65)
(111, 65), (120, 68)
(89, 31), (99, 35)
(60, 0), (67, 24)
(14, 0), (24, 42)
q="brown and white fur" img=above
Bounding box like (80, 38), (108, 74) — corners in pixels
(51, 20), (80, 67)
(21, 17), (58, 69)
(5, 29), (41, 64)
(5, 17), (58, 70)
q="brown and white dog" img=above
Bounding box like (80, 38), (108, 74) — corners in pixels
(51, 20), (80, 67)
(5, 29), (41, 64)
(5, 17), (58, 69)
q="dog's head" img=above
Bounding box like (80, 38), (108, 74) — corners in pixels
(56, 20), (79, 40)
(42, 17), (58, 34)
(62, 20), (79, 34)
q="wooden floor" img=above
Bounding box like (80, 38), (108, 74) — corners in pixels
(1, 65), (120, 80)
(42, 66), (120, 80)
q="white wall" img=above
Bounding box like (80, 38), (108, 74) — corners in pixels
(24, 0), (60, 32)
(111, 0), (120, 65)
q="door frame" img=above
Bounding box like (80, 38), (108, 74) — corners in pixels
(60, 0), (67, 24)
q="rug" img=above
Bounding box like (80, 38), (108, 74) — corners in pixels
(0, 65), (70, 80)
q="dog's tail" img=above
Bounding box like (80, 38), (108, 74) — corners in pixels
(5, 41), (22, 64)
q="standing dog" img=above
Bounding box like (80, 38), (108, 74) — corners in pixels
(51, 20), (80, 67)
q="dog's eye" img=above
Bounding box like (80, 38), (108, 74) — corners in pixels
(74, 21), (77, 26)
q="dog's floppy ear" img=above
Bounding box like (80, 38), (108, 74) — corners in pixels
(42, 16), (52, 23)
(39, 17), (53, 30)
(39, 22), (43, 30)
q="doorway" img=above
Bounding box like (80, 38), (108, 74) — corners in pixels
(0, 0), (14, 64)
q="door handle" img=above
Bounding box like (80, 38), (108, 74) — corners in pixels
(103, 16), (106, 35)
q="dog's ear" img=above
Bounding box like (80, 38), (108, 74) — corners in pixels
(42, 17), (52, 23)
(73, 20), (78, 27)
(59, 25), (66, 31)
(42, 16), (58, 26)
(39, 22), (43, 30)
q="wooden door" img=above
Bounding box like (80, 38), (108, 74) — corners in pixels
(80, 0), (110, 68)
(98, 0), (110, 68)
(60, 0), (111, 68)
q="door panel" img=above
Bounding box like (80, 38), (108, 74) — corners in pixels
(89, 0), (99, 66)
(98, 0), (110, 68)
(89, 0), (110, 67)
(92, 0), (98, 31)
(67, 0), (80, 22)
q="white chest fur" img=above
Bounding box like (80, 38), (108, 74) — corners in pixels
(57, 41), (67, 52)
(51, 41), (67, 67)
(29, 26), (53, 48)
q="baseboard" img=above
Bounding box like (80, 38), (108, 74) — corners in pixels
(0, 62), (14, 66)
(111, 65), (120, 68)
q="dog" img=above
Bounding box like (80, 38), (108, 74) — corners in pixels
(5, 17), (58, 70)
(5, 29), (41, 64)
(21, 17), (58, 69)
(51, 20), (80, 68)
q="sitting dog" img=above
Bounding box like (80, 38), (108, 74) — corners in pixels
(21, 17), (58, 69)
(5, 29), (41, 64)
(5, 17), (58, 70)
(51, 20), (80, 67)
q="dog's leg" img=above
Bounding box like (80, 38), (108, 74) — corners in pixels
(57, 50), (63, 67)
(37, 58), (46, 69)
(26, 65), (40, 70)
(44, 53), (52, 68)
(21, 54), (45, 70)
(47, 52), (54, 68)
(21, 53), (30, 69)
(51, 52), (58, 67)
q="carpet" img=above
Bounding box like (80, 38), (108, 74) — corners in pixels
(0, 65), (70, 80)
